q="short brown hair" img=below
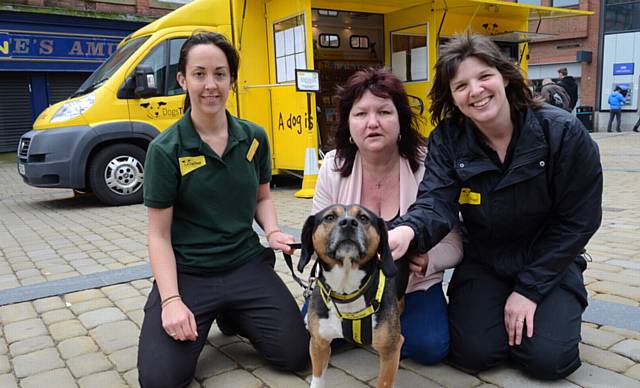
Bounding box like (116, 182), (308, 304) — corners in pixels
(429, 33), (543, 127)
(558, 67), (568, 76)
(334, 67), (425, 176)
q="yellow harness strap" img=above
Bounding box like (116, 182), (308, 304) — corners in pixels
(317, 270), (386, 321)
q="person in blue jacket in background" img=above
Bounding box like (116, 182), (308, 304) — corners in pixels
(607, 86), (626, 132)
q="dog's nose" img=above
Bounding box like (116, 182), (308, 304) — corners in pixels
(338, 216), (359, 229)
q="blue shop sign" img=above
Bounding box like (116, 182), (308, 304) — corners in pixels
(0, 31), (121, 62)
(613, 63), (634, 75)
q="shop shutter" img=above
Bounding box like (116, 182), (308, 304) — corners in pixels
(0, 73), (33, 153)
(48, 72), (91, 105)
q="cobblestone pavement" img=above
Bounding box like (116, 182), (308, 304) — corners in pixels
(0, 132), (639, 387)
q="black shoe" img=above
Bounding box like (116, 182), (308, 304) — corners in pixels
(617, 129), (622, 132)
(608, 130), (612, 132)
(634, 128), (639, 132)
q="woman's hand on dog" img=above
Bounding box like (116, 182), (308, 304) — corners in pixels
(388, 226), (415, 260)
(268, 231), (296, 255)
(408, 253), (430, 274)
(162, 300), (198, 341)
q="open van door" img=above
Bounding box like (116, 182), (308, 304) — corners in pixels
(265, 0), (317, 173)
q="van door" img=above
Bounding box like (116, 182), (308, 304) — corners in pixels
(127, 37), (189, 132)
(385, 15), (431, 134)
(265, 0), (316, 172)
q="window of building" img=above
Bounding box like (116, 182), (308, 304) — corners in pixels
(274, 15), (307, 83)
(605, 0), (640, 32)
(391, 25), (428, 82)
(350, 35), (369, 49)
(552, 0), (580, 6)
(319, 34), (340, 48)
(518, 0), (542, 5)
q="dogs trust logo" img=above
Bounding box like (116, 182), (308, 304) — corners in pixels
(140, 101), (167, 119)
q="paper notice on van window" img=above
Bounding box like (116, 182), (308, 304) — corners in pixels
(392, 51), (407, 81)
(411, 46), (428, 80)
(277, 57), (287, 82)
(286, 56), (295, 82)
(275, 31), (285, 57)
(295, 53), (306, 69)
(294, 25), (305, 52)
(285, 28), (295, 55)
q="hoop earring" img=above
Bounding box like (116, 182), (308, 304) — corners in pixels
(349, 136), (354, 144)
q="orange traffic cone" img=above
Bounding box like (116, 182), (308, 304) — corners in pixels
(295, 129), (319, 198)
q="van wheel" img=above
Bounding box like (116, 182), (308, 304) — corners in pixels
(89, 144), (146, 206)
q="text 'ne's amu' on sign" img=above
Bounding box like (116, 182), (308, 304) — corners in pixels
(0, 32), (122, 61)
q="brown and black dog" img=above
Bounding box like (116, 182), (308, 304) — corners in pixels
(299, 204), (408, 388)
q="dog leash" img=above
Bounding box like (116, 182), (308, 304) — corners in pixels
(282, 243), (318, 298)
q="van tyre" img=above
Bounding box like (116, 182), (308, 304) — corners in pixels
(89, 144), (146, 206)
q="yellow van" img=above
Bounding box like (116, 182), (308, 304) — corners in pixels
(16, 0), (589, 205)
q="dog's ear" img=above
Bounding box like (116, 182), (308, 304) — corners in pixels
(298, 214), (316, 272)
(376, 217), (397, 278)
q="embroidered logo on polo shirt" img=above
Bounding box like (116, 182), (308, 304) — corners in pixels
(458, 187), (481, 205)
(178, 155), (206, 176)
(246, 138), (260, 162)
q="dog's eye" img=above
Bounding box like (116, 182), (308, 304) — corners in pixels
(357, 214), (370, 223)
(324, 214), (336, 222)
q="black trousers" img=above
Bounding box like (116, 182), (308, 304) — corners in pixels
(138, 249), (309, 388)
(447, 260), (586, 380)
(607, 109), (622, 132)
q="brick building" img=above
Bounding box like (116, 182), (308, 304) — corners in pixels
(0, 0), (180, 151)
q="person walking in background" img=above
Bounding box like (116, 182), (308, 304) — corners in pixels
(557, 67), (578, 111)
(632, 109), (640, 132)
(607, 86), (626, 132)
(540, 78), (571, 111)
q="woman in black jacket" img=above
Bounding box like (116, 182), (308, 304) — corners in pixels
(389, 33), (602, 380)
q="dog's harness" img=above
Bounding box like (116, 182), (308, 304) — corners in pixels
(316, 269), (386, 345)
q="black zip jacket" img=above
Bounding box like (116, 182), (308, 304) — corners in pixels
(393, 105), (602, 303)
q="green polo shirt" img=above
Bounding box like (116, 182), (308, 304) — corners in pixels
(143, 109), (271, 271)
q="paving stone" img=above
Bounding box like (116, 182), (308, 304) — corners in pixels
(67, 351), (113, 377)
(370, 368), (442, 388)
(579, 343), (636, 372)
(108, 346), (138, 372)
(57, 336), (99, 359)
(592, 293), (639, 306)
(0, 337), (6, 354)
(64, 289), (105, 304)
(202, 369), (263, 388)
(131, 279), (152, 289)
(90, 320), (139, 354)
(0, 355), (9, 374)
(15, 268), (42, 279)
(78, 307), (126, 329)
(219, 341), (265, 371)
(102, 284), (140, 301)
(601, 326), (640, 340)
(479, 365), (579, 387)
(77, 370), (127, 388)
(20, 275), (47, 285)
(123, 369), (140, 388)
(302, 367), (369, 388)
(610, 339), (640, 362)
(567, 362), (640, 387)
(9, 335), (54, 357)
(20, 368), (78, 388)
(401, 360), (482, 387)
(589, 281), (640, 301)
(69, 297), (113, 315)
(0, 374), (18, 388)
(207, 325), (242, 347)
(76, 265), (107, 275)
(12, 347), (65, 378)
(328, 347), (379, 382)
(49, 319), (87, 341)
(3, 318), (47, 343)
(581, 325), (625, 349)
(41, 308), (75, 325)
(126, 309), (145, 327)
(114, 295), (146, 312)
(0, 302), (37, 324)
(252, 366), (308, 388)
(194, 345), (237, 380)
(624, 364), (640, 381)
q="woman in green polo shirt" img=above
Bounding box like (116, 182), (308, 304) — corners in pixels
(137, 32), (309, 387)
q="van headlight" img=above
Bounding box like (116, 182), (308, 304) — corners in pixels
(51, 93), (96, 123)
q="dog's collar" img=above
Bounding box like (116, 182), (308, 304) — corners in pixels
(317, 269), (386, 321)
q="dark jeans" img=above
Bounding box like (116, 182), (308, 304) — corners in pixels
(633, 115), (640, 131)
(400, 284), (450, 365)
(608, 109), (622, 132)
(447, 261), (586, 380)
(138, 250), (309, 388)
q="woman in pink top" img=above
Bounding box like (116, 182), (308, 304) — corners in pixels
(312, 68), (463, 364)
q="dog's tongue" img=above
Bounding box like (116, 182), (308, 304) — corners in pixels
(335, 241), (361, 261)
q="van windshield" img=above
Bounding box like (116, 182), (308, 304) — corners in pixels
(72, 36), (150, 98)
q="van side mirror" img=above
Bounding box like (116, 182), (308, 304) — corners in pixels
(134, 65), (158, 98)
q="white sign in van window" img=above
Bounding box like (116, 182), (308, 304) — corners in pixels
(294, 25), (305, 53)
(392, 51), (407, 81)
(285, 28), (295, 55)
(275, 31), (284, 57)
(411, 46), (428, 80)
